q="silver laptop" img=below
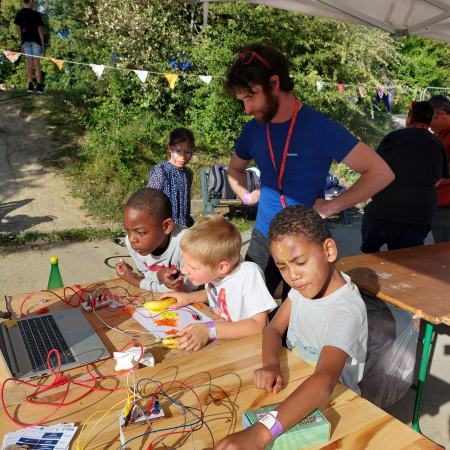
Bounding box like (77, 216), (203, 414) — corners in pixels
(0, 308), (110, 381)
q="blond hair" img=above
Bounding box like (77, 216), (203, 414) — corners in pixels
(180, 215), (241, 268)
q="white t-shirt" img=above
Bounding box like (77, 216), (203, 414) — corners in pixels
(287, 272), (368, 394)
(206, 261), (277, 322)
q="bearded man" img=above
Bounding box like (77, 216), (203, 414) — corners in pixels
(225, 43), (394, 299)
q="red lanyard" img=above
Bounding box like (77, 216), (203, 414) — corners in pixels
(413, 124), (429, 129)
(266, 99), (300, 208)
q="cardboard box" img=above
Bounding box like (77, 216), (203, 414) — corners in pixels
(242, 405), (330, 450)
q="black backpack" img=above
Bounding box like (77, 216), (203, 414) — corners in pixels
(208, 164), (236, 200)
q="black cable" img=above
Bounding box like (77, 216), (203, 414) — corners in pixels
(0, 296), (12, 319)
(103, 255), (131, 269)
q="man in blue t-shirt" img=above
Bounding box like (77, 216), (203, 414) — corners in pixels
(225, 43), (394, 299)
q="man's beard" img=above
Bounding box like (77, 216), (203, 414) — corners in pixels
(254, 91), (279, 124)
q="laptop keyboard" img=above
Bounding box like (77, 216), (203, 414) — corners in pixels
(18, 315), (76, 372)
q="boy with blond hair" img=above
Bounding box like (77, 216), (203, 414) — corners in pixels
(159, 215), (277, 350)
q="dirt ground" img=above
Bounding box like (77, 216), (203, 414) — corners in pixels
(0, 91), (112, 234)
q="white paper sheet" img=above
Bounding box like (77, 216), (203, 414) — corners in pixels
(132, 306), (212, 338)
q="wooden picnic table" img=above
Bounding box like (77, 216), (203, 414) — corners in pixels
(338, 242), (450, 437)
(0, 278), (228, 387)
(0, 277), (440, 449)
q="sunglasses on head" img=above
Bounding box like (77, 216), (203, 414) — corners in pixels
(233, 51), (272, 70)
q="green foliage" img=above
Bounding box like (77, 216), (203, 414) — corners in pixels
(2, 1), (450, 220)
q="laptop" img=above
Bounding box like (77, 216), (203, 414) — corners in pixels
(0, 308), (110, 381)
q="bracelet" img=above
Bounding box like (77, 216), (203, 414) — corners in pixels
(206, 321), (217, 340)
(258, 411), (284, 440)
(243, 191), (251, 206)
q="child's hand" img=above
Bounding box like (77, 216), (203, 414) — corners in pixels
(213, 425), (271, 450)
(116, 259), (139, 285)
(177, 323), (209, 351)
(253, 363), (284, 394)
(157, 268), (184, 291)
(159, 291), (193, 309)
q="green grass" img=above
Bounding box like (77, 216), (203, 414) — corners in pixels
(0, 228), (124, 248)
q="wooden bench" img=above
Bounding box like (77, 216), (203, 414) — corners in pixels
(200, 168), (257, 215)
(201, 167), (349, 224)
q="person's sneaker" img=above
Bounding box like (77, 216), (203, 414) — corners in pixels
(27, 82), (34, 93)
(36, 83), (45, 94)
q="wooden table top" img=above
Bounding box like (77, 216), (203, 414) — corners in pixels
(0, 334), (438, 449)
(0, 278), (229, 386)
(337, 242), (450, 325)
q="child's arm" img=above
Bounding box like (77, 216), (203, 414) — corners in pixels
(159, 289), (208, 306)
(214, 346), (348, 450)
(176, 311), (268, 351)
(254, 298), (292, 394)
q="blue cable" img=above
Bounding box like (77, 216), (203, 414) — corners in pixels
(136, 378), (202, 414)
(118, 377), (206, 449)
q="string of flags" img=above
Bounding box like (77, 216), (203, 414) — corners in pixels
(3, 49), (414, 95)
(315, 80), (406, 96)
(1, 49), (222, 89)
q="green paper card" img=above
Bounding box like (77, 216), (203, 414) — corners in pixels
(242, 405), (330, 450)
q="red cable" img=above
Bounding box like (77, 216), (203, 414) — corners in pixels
(1, 342), (144, 427)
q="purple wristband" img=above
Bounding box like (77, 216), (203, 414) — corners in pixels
(206, 321), (216, 340)
(243, 191), (251, 206)
(267, 413), (283, 440)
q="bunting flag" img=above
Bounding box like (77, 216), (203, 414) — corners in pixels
(358, 85), (365, 97)
(377, 88), (384, 98)
(4, 51), (20, 63)
(134, 70), (148, 83)
(199, 75), (212, 85)
(337, 84), (344, 94)
(50, 58), (63, 70)
(165, 74), (178, 89)
(316, 81), (324, 92)
(90, 64), (105, 79)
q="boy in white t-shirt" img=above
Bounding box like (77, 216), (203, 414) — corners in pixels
(159, 215), (277, 350)
(215, 205), (368, 450)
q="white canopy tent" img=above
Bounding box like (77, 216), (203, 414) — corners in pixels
(192, 0), (450, 43)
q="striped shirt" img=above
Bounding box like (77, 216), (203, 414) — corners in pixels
(437, 126), (450, 207)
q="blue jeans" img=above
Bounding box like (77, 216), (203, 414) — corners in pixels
(361, 212), (429, 253)
(373, 93), (391, 113)
(23, 41), (41, 59)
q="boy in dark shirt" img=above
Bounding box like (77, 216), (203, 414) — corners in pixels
(14, 0), (45, 94)
(361, 101), (449, 253)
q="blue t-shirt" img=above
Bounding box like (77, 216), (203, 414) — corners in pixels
(235, 104), (359, 237)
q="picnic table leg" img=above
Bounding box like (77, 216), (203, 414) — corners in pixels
(411, 321), (433, 434)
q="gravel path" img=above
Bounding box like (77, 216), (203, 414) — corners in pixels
(0, 92), (108, 234)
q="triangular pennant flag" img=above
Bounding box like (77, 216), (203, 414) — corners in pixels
(358, 85), (365, 97)
(165, 74), (178, 89)
(337, 83), (344, 94)
(90, 64), (105, 79)
(316, 81), (324, 92)
(377, 88), (384, 98)
(134, 70), (148, 83)
(4, 51), (20, 64)
(50, 58), (63, 70)
(199, 75), (212, 85)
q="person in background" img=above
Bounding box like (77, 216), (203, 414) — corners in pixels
(361, 101), (449, 253)
(14, 0), (45, 94)
(428, 95), (450, 243)
(224, 42), (394, 301)
(147, 128), (195, 227)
